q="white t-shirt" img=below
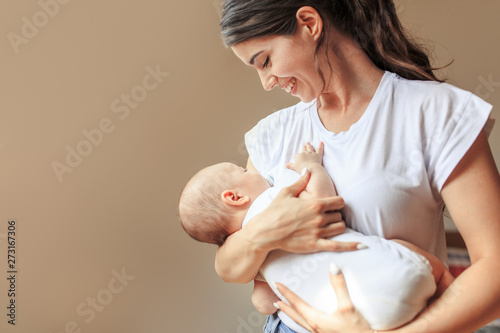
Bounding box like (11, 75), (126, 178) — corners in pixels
(245, 71), (493, 264)
(242, 184), (436, 332)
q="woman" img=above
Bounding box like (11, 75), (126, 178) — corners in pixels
(215, 0), (500, 332)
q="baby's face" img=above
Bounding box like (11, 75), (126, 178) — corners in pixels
(225, 163), (270, 200)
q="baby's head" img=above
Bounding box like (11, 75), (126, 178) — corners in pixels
(179, 162), (270, 246)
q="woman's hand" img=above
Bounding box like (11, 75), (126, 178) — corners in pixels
(275, 264), (373, 333)
(215, 161), (361, 284)
(248, 169), (361, 253)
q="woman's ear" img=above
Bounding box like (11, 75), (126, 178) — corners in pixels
(296, 6), (323, 42)
(221, 190), (250, 206)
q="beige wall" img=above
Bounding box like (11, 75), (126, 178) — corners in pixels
(0, 1), (498, 332)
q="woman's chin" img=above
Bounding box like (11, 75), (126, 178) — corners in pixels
(299, 95), (315, 103)
(293, 90), (317, 103)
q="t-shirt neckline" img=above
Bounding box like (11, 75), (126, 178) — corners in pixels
(309, 71), (392, 139)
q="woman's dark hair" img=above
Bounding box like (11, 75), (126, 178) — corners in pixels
(220, 0), (444, 82)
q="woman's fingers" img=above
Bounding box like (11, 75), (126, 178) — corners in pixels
(279, 170), (311, 197)
(276, 269), (372, 333)
(275, 300), (314, 332)
(321, 196), (346, 212)
(322, 210), (344, 225)
(318, 219), (345, 236)
(328, 264), (355, 311)
(275, 283), (319, 331)
(278, 266), (356, 319)
(316, 238), (363, 252)
(318, 220), (367, 251)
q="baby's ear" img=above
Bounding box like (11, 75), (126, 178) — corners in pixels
(221, 190), (250, 206)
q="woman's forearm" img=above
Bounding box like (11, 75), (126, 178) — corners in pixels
(215, 223), (271, 283)
(393, 257), (500, 333)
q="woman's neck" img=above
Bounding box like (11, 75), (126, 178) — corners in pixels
(316, 33), (384, 132)
(319, 33), (384, 114)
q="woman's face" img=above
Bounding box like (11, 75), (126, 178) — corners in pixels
(231, 30), (326, 103)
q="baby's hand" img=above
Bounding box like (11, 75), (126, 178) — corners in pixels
(286, 142), (324, 172)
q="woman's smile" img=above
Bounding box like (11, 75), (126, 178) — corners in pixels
(283, 77), (296, 94)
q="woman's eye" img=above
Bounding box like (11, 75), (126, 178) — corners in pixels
(261, 56), (269, 69)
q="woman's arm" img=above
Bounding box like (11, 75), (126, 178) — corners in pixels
(396, 130), (500, 332)
(215, 158), (359, 283)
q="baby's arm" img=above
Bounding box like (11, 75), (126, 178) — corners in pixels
(286, 142), (337, 198)
(251, 143), (338, 314)
(251, 277), (280, 315)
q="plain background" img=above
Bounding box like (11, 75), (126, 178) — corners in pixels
(0, 1), (499, 332)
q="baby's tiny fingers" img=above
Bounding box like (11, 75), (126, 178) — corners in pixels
(317, 142), (324, 155)
(305, 142), (315, 152)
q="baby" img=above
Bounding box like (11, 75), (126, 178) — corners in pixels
(179, 143), (453, 332)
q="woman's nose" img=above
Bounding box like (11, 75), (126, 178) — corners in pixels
(259, 71), (277, 91)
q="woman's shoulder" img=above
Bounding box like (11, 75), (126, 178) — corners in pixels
(245, 100), (316, 174)
(384, 72), (492, 129)
(246, 100), (315, 140)
(389, 72), (474, 104)
(255, 100), (316, 128)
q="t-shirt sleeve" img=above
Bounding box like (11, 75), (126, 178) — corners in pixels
(244, 112), (285, 175)
(429, 92), (493, 192)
